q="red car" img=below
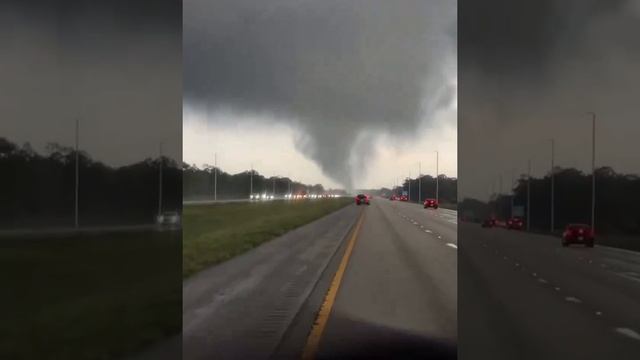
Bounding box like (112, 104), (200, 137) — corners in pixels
(506, 217), (524, 230)
(481, 218), (496, 228)
(355, 194), (370, 205)
(389, 195), (397, 201)
(562, 224), (594, 247)
(423, 198), (438, 209)
(399, 195), (408, 201)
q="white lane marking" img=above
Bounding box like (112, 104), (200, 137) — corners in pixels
(515, 263), (520, 267)
(565, 296), (582, 304)
(538, 278), (548, 284)
(616, 272), (640, 284)
(425, 230), (432, 233)
(446, 243), (457, 249)
(595, 311), (602, 316)
(615, 328), (640, 341)
(437, 235), (442, 239)
(554, 287), (561, 291)
(532, 272), (537, 277)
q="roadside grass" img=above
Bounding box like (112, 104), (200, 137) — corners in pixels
(0, 230), (181, 360)
(183, 198), (352, 278)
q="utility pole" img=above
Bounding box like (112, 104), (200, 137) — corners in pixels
(492, 179), (497, 215)
(408, 172), (411, 202)
(589, 112), (596, 232)
(250, 163), (253, 198)
(436, 151), (439, 203)
(158, 142), (163, 217)
(418, 162), (422, 203)
(74, 119), (79, 229)
(527, 159), (531, 231)
(214, 153), (218, 201)
(499, 173), (503, 218)
(511, 169), (515, 218)
(550, 139), (555, 233)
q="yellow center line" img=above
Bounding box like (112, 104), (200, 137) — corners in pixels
(301, 209), (366, 360)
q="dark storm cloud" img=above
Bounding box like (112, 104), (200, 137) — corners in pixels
(184, 0), (456, 188)
(0, 0), (181, 164)
(459, 0), (640, 200)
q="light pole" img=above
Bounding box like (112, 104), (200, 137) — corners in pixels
(588, 112), (596, 232)
(527, 159), (531, 231)
(550, 139), (555, 233)
(250, 163), (253, 198)
(74, 119), (80, 228)
(499, 173), (503, 218)
(436, 151), (439, 203)
(158, 141), (163, 217)
(418, 162), (422, 203)
(491, 179), (495, 200)
(408, 172), (411, 202)
(214, 153), (218, 201)
(510, 169), (515, 218)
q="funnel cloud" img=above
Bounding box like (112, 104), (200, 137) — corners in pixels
(184, 0), (456, 189)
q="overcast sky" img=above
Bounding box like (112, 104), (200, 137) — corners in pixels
(459, 0), (640, 200)
(0, 0), (181, 164)
(183, 0), (457, 190)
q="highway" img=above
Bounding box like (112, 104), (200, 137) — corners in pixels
(181, 204), (360, 360)
(180, 197), (457, 359)
(309, 198), (457, 359)
(459, 221), (640, 359)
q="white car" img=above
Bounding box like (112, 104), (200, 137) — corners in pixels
(156, 211), (181, 227)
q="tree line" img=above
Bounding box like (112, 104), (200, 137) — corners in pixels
(385, 175), (458, 207)
(183, 163), (346, 200)
(0, 138), (181, 228)
(461, 166), (640, 235)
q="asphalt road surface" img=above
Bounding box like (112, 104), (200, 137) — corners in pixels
(459, 221), (640, 360)
(181, 204), (360, 360)
(179, 198), (458, 360)
(310, 198), (458, 359)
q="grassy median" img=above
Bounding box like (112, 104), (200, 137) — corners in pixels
(183, 198), (352, 278)
(0, 230), (181, 359)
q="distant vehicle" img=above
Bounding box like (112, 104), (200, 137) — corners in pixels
(399, 195), (408, 201)
(562, 224), (594, 247)
(156, 211), (181, 227)
(355, 194), (370, 205)
(481, 218), (496, 228)
(423, 198), (438, 209)
(506, 217), (524, 230)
